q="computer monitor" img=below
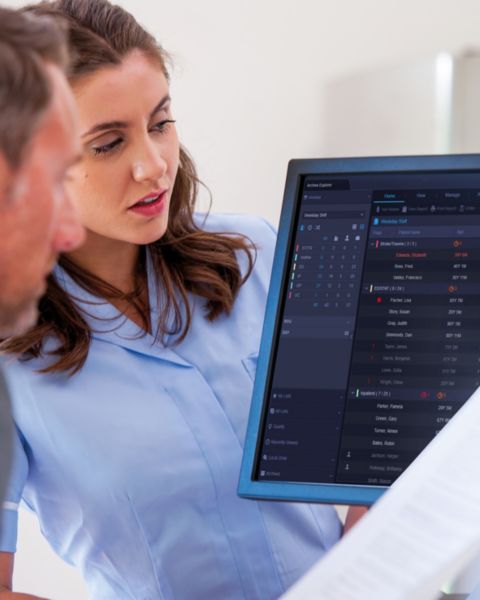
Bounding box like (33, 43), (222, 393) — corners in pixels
(238, 154), (480, 505)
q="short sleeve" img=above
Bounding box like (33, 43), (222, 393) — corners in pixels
(0, 365), (29, 553)
(0, 426), (28, 551)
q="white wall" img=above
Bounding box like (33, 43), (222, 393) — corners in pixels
(5, 0), (480, 597)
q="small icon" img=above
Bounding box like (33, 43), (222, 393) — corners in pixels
(260, 470), (266, 476)
(355, 235), (361, 241)
(402, 205), (407, 213)
(352, 224), (358, 230)
(270, 408), (275, 414)
(373, 217), (380, 225)
(430, 205), (436, 212)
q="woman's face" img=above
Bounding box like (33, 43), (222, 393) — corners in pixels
(68, 50), (180, 248)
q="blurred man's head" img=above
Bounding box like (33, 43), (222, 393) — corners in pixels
(0, 8), (85, 337)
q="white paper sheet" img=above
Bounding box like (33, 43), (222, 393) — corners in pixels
(281, 386), (480, 600)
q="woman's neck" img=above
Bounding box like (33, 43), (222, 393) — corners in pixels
(66, 232), (151, 333)
(66, 231), (140, 294)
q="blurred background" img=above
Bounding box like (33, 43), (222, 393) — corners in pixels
(4, 0), (480, 597)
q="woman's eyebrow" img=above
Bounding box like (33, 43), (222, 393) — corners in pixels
(82, 95), (171, 139)
(82, 119), (126, 138)
(149, 95), (171, 118)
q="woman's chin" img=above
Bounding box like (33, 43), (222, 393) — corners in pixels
(130, 225), (169, 246)
(131, 213), (169, 244)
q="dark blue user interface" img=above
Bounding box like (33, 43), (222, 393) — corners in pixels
(255, 171), (480, 487)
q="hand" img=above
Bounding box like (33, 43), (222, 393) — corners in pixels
(0, 551), (48, 599)
(343, 505), (369, 535)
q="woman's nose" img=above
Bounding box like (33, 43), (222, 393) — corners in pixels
(131, 140), (167, 184)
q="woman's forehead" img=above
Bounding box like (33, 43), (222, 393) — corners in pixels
(73, 51), (169, 125)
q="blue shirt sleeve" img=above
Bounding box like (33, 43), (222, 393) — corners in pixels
(0, 426), (28, 552)
(467, 583), (480, 599)
(0, 367), (29, 552)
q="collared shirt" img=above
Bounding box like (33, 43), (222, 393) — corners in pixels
(1, 213), (341, 600)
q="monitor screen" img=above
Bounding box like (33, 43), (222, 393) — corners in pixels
(239, 156), (480, 504)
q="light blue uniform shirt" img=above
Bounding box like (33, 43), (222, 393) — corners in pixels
(0, 213), (341, 600)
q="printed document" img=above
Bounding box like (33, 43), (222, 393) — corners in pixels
(281, 387), (480, 600)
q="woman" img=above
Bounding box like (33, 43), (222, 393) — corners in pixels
(0, 1), (344, 598)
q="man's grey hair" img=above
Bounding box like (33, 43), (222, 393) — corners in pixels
(0, 7), (68, 168)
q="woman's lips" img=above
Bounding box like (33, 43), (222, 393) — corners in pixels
(128, 190), (167, 217)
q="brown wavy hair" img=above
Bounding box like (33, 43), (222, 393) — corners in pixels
(1, 0), (255, 375)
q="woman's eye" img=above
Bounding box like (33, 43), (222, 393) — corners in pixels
(151, 119), (176, 134)
(91, 137), (123, 156)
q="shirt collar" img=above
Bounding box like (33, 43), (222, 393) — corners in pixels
(53, 253), (192, 368)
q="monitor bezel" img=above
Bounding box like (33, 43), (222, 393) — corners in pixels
(238, 154), (480, 506)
